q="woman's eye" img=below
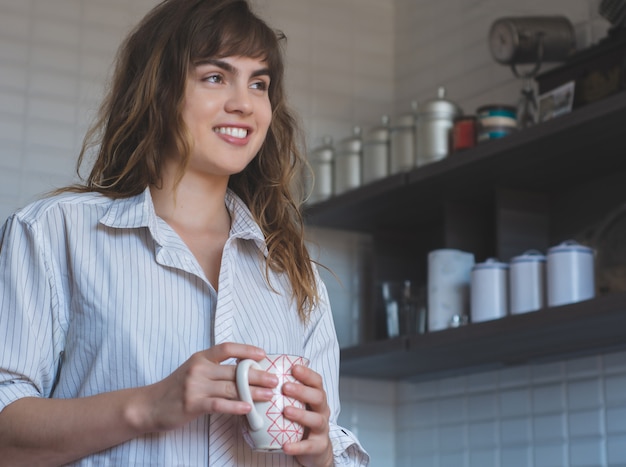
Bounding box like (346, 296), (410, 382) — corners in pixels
(204, 74), (223, 84)
(250, 80), (269, 91)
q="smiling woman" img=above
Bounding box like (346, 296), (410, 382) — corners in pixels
(0, 0), (369, 466)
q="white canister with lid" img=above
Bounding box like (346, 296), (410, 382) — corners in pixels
(362, 115), (390, 184)
(547, 240), (595, 307)
(334, 126), (362, 195)
(509, 250), (546, 314)
(471, 258), (509, 322)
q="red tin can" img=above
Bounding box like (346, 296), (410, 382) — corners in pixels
(452, 116), (477, 152)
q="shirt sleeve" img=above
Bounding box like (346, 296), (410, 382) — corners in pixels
(0, 214), (61, 412)
(304, 267), (370, 466)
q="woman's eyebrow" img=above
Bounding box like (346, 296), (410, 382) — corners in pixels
(196, 58), (270, 78)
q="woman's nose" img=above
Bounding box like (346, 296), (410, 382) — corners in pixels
(225, 84), (252, 115)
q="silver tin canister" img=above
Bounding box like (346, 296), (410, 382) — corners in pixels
(416, 87), (462, 166)
(389, 102), (417, 174)
(362, 115), (390, 184)
(334, 126), (362, 195)
(308, 136), (334, 204)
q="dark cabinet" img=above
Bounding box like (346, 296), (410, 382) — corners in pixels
(305, 91), (626, 381)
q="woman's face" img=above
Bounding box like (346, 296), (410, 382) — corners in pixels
(180, 55), (273, 180)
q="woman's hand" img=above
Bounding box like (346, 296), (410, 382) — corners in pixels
(281, 365), (334, 467)
(132, 342), (278, 433)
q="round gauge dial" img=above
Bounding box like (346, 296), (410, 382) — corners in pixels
(489, 19), (518, 65)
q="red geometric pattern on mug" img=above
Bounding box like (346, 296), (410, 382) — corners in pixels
(265, 355), (306, 447)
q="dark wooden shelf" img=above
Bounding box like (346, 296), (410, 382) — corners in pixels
(305, 91), (626, 232)
(340, 292), (626, 381)
(306, 93), (626, 381)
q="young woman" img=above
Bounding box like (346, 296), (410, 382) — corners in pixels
(0, 0), (369, 465)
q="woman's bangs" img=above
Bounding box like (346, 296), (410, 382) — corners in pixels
(191, 5), (280, 70)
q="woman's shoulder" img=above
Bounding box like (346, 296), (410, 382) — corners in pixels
(12, 191), (110, 226)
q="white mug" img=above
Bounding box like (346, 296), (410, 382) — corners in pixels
(236, 354), (308, 452)
(471, 258), (508, 322)
(427, 249), (475, 331)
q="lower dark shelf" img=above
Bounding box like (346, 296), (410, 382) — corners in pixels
(339, 291), (626, 381)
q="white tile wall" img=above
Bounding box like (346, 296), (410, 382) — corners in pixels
(1, 1), (625, 466)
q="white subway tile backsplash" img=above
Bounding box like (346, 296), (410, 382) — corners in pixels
(604, 373), (626, 405)
(534, 442), (568, 467)
(566, 355), (603, 379)
(468, 449), (497, 467)
(533, 383), (566, 414)
(606, 433), (626, 466)
(0, 64), (28, 90)
(0, 167), (21, 197)
(499, 365), (532, 388)
(500, 417), (531, 446)
(605, 405), (626, 433)
(397, 400), (437, 429)
(532, 360), (566, 383)
(0, 10), (31, 40)
(0, 113), (25, 142)
(602, 349), (626, 374)
(31, 18), (81, 48)
(533, 413), (567, 443)
(438, 375), (468, 397)
(500, 445), (532, 467)
(439, 423), (467, 450)
(437, 396), (467, 425)
(467, 420), (498, 448)
(568, 379), (603, 410)
(500, 387), (531, 417)
(439, 450), (467, 467)
(29, 71), (79, 100)
(27, 96), (76, 125)
(467, 393), (497, 421)
(30, 44), (80, 74)
(32, 0), (82, 22)
(569, 437), (606, 467)
(568, 409), (604, 438)
(0, 140), (22, 170)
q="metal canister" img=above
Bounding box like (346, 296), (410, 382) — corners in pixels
(334, 126), (362, 195)
(362, 115), (390, 184)
(416, 87), (462, 166)
(307, 136), (334, 204)
(389, 101), (417, 174)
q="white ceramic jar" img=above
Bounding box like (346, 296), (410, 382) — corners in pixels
(471, 258), (509, 322)
(547, 240), (595, 307)
(509, 250), (546, 314)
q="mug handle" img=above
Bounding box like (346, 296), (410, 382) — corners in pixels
(236, 359), (265, 432)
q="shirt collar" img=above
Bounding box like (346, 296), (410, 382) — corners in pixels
(99, 187), (268, 254)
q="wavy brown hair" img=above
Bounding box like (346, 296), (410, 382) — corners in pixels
(67, 0), (318, 321)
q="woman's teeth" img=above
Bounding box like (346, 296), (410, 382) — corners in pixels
(214, 127), (248, 139)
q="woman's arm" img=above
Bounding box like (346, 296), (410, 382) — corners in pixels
(0, 343), (275, 466)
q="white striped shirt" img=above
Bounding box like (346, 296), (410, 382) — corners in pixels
(0, 188), (369, 466)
